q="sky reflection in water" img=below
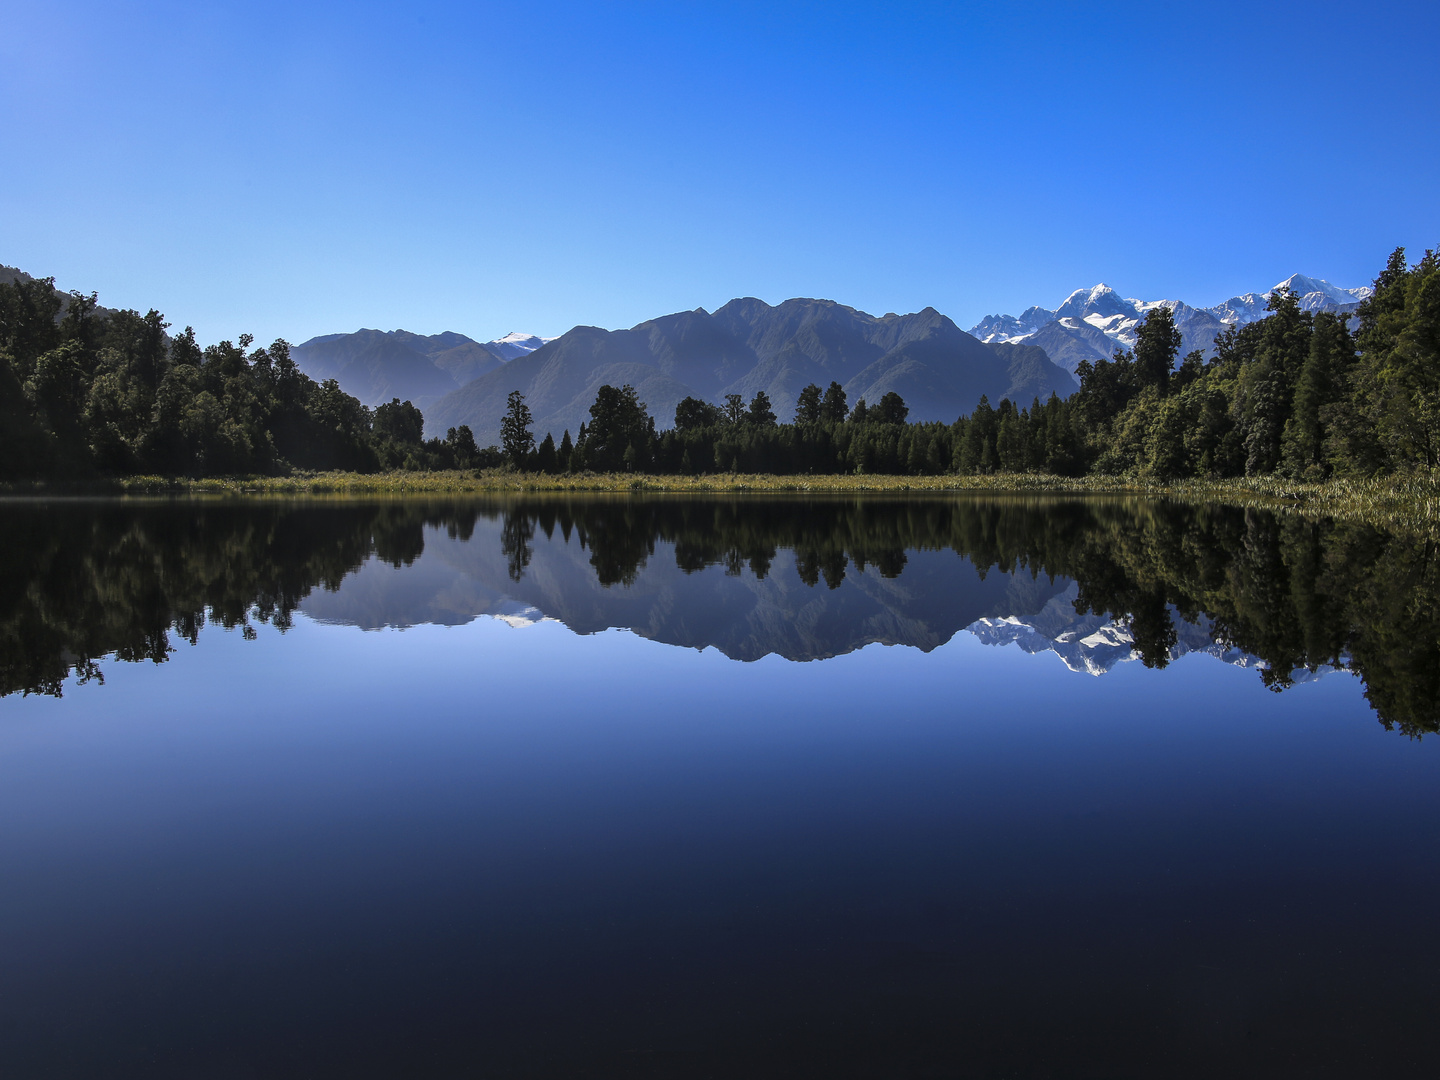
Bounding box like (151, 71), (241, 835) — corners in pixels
(1, 496), (1438, 1077)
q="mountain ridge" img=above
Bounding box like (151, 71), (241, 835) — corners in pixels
(968, 274), (1372, 374)
(424, 297), (1078, 443)
(290, 329), (552, 408)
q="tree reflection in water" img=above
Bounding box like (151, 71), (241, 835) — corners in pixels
(1, 496), (1435, 736)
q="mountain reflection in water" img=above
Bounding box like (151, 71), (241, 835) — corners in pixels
(2, 495), (1436, 734)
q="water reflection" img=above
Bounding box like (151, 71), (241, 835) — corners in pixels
(2, 495), (1436, 734)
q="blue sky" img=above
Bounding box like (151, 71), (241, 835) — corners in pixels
(2, 1), (1436, 346)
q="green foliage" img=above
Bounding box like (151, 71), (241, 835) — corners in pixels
(535, 432), (558, 473)
(374, 398), (424, 445)
(746, 390), (777, 426)
(545, 247), (1436, 486)
(582, 384), (653, 471)
(0, 276), (391, 478)
(500, 390), (534, 466)
(794, 383), (822, 424)
(1352, 248), (1440, 469)
(723, 393), (745, 425)
(675, 396), (723, 432)
(0, 272), (538, 479)
(8, 246), (1436, 487)
(1133, 304), (1183, 393)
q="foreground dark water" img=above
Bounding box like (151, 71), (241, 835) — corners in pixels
(2, 495), (1438, 1077)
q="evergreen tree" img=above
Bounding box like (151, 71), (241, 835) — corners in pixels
(535, 432), (558, 473)
(1133, 306), (1183, 393)
(675, 396), (723, 431)
(821, 381), (848, 423)
(573, 423), (588, 470)
(500, 390), (534, 466)
(874, 391), (908, 425)
(1280, 312), (1352, 479)
(747, 391), (777, 426)
(374, 399), (424, 445)
(585, 384), (651, 470)
(794, 383), (822, 424)
(1353, 247), (1440, 469)
(446, 425), (479, 467)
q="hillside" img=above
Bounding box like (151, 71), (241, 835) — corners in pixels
(426, 298), (1078, 442)
(291, 329), (550, 408)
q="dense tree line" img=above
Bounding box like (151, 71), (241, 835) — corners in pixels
(6, 246), (1434, 481)
(1048, 245), (1440, 479)
(4, 496), (1436, 735)
(508, 247), (1437, 479)
(0, 276), (495, 479)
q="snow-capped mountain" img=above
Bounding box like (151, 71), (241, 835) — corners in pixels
(485, 332), (556, 361)
(1272, 274), (1372, 310)
(965, 582), (1334, 681)
(1055, 284), (1138, 324)
(968, 274), (1372, 376)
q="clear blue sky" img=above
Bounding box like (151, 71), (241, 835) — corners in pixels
(2, 1), (1436, 346)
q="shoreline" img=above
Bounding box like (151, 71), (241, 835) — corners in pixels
(4, 469), (1438, 529)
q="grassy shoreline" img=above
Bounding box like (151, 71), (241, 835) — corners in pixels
(5, 469), (1439, 529)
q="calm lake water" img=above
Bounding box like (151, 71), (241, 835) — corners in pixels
(2, 495), (1438, 1078)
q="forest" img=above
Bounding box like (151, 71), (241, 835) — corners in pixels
(0, 279), (494, 479)
(2, 247), (1435, 481)
(540, 247), (1438, 480)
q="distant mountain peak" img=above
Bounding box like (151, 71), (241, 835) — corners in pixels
(482, 332), (554, 363)
(424, 296), (1076, 443)
(291, 327), (539, 407)
(1054, 283), (1139, 323)
(967, 271), (1371, 372)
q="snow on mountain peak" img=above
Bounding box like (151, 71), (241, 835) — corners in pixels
(1272, 274), (1352, 306)
(967, 272), (1370, 361)
(1053, 283), (1139, 323)
(483, 332), (557, 362)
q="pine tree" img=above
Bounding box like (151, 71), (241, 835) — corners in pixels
(794, 383), (822, 424)
(535, 432), (557, 473)
(747, 391), (777, 426)
(500, 390), (534, 466)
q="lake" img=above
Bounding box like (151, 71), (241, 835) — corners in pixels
(2, 494), (1438, 1077)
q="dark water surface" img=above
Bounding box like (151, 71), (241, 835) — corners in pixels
(2, 495), (1438, 1078)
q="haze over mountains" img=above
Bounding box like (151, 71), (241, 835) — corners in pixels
(417, 298), (1075, 443)
(968, 274), (1372, 375)
(290, 330), (552, 409)
(287, 272), (1371, 444)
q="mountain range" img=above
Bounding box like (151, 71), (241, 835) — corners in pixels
(290, 329), (552, 409)
(422, 298), (1076, 443)
(968, 274), (1372, 375)
(293, 271), (1370, 445)
(294, 512), (1294, 676)
(964, 581), (1314, 678)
